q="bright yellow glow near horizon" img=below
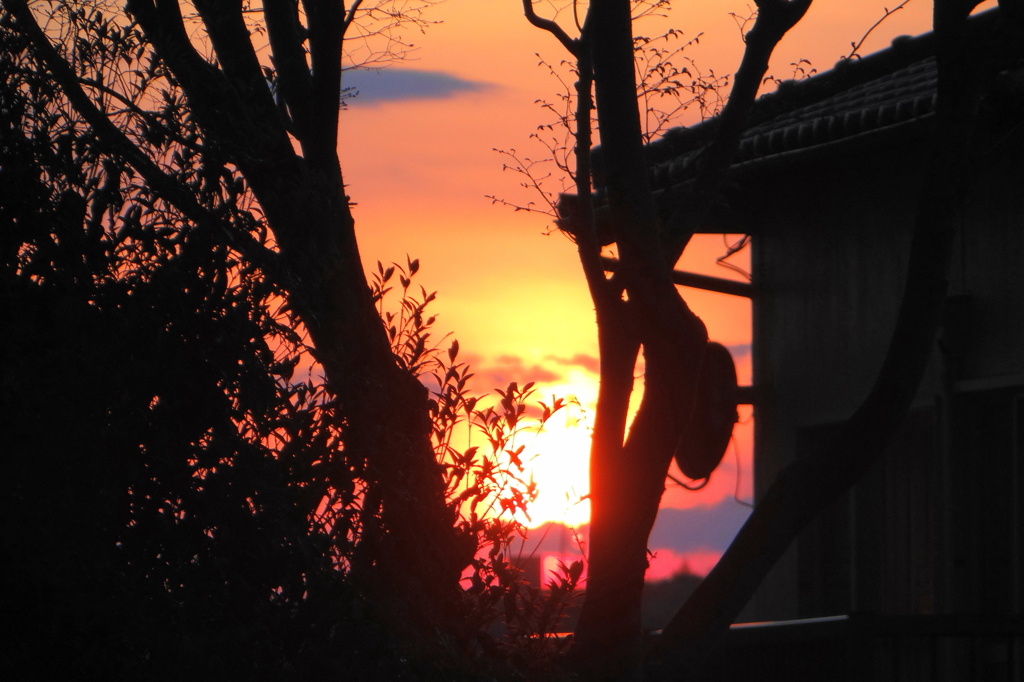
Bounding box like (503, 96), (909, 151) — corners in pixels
(342, 0), (987, 535)
(428, 234), (754, 529)
(516, 411), (594, 529)
(514, 369), (598, 529)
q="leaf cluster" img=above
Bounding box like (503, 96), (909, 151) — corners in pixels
(369, 267), (586, 671)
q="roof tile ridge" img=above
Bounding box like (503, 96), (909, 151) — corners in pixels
(645, 9), (1001, 164)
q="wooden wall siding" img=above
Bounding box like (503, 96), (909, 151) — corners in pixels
(953, 158), (1024, 381)
(946, 388), (1023, 616)
(793, 409), (938, 618)
(879, 408), (938, 616)
(745, 104), (1024, 623)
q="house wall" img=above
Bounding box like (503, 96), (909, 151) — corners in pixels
(742, 122), (1024, 622)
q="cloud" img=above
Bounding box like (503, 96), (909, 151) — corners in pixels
(515, 505), (745, 578)
(514, 495), (752, 556)
(472, 354), (561, 389)
(645, 548), (722, 580)
(647, 498), (752, 554)
(512, 522), (583, 555)
(545, 353), (600, 375)
(342, 68), (495, 105)
(725, 343), (751, 361)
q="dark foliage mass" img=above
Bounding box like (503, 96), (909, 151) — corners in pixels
(0, 17), (379, 679)
(0, 9), (587, 678)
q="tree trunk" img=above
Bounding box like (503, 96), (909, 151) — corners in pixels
(568, 1), (708, 677)
(566, 2), (811, 677)
(7, 0), (466, 641)
(245, 160), (468, 634)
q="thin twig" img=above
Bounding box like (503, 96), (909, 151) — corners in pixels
(846, 0), (914, 60)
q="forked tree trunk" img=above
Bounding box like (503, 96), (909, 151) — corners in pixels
(6, 0), (466, 641)
(568, 0), (708, 677)
(566, 2), (808, 678)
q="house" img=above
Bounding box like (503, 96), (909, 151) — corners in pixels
(617, 8), (1024, 679)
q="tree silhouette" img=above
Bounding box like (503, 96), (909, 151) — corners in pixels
(1, 12), (363, 677)
(3, 3), (586, 676)
(3, 0), (476, 647)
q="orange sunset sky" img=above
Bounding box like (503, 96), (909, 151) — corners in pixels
(335, 0), (984, 579)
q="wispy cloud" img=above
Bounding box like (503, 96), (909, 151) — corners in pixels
(726, 343), (751, 361)
(342, 68), (496, 105)
(545, 353), (600, 375)
(471, 354), (561, 389)
(515, 506), (742, 579)
(648, 498), (752, 553)
(520, 497), (752, 556)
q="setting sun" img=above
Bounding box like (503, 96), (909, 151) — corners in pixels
(515, 396), (594, 528)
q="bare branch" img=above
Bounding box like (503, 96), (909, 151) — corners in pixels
(664, 0), (813, 259)
(846, 0), (915, 60)
(338, 1), (439, 73)
(342, 0), (365, 36)
(523, 0), (579, 56)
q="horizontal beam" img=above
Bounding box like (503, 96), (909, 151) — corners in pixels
(600, 257), (754, 298)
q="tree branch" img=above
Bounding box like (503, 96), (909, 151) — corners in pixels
(664, 0), (812, 261)
(126, 0), (298, 178)
(191, 0), (282, 126)
(4, 0), (271, 265)
(846, 0), (914, 60)
(125, 0), (227, 117)
(523, 0), (580, 56)
(75, 76), (203, 154)
(342, 0), (365, 36)
(565, 48), (612, 307)
(302, 0), (345, 159)
(263, 0), (315, 138)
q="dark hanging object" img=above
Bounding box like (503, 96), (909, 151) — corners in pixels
(674, 342), (739, 481)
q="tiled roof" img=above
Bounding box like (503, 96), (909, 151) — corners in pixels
(624, 8), (1017, 192)
(738, 58), (937, 155)
(646, 56), (940, 188)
